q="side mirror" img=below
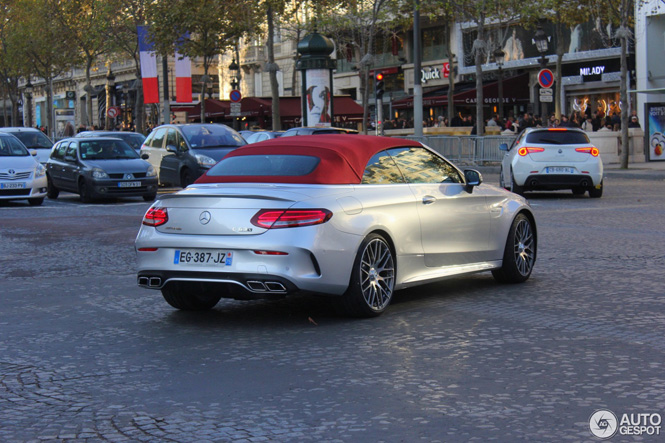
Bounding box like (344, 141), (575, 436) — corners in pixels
(499, 143), (508, 151)
(30, 149), (38, 156)
(141, 153), (149, 160)
(464, 169), (483, 193)
(165, 144), (178, 153)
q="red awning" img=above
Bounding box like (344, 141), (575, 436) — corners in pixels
(392, 73), (530, 109)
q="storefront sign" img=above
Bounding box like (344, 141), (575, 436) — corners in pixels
(421, 67), (442, 84)
(464, 97), (518, 104)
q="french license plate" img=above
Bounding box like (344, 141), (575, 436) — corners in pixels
(118, 181), (141, 188)
(546, 167), (574, 174)
(0, 182), (26, 189)
(174, 249), (233, 266)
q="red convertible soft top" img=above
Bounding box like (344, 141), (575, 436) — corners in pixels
(194, 134), (423, 185)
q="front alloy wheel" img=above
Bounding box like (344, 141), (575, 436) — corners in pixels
(341, 233), (395, 317)
(492, 213), (536, 283)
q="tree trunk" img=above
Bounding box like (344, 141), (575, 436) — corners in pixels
(619, 23), (629, 169)
(267, 5), (281, 130)
(446, 22), (455, 124)
(555, 20), (564, 120)
(474, 19), (485, 137)
(47, 76), (54, 139)
(86, 56), (94, 127)
(200, 65), (208, 123)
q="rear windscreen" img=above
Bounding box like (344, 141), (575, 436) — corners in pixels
(526, 131), (590, 144)
(207, 155), (320, 176)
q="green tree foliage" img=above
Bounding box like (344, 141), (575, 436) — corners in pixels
(148, 0), (254, 122)
(10, 0), (80, 137)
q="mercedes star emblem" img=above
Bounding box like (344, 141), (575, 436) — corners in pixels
(199, 211), (212, 225)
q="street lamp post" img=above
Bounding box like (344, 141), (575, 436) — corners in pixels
(533, 24), (549, 120)
(494, 48), (505, 121)
(229, 58), (240, 130)
(24, 79), (33, 128)
(105, 67), (115, 130)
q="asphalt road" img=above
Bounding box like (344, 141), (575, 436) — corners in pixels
(1, 175), (664, 442)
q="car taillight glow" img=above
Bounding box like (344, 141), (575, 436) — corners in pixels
(251, 209), (332, 229)
(548, 128), (567, 131)
(138, 247), (158, 252)
(142, 207), (168, 227)
(575, 146), (599, 157)
(253, 250), (289, 255)
(518, 147), (545, 156)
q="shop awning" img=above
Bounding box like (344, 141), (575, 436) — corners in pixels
(392, 73), (530, 109)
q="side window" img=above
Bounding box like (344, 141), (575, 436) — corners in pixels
(166, 129), (178, 149)
(65, 143), (77, 159)
(510, 131), (526, 150)
(150, 128), (167, 149)
(361, 150), (405, 184)
(142, 133), (153, 148)
(177, 130), (188, 151)
(388, 147), (463, 184)
(53, 142), (69, 160)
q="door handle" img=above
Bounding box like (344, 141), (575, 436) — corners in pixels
(422, 195), (436, 205)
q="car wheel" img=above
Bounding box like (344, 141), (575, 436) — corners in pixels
(46, 175), (59, 199)
(79, 179), (93, 203)
(588, 180), (603, 198)
(28, 197), (44, 206)
(341, 233), (395, 318)
(180, 169), (194, 188)
(492, 213), (536, 284)
(143, 194), (157, 202)
(510, 169), (524, 196)
(161, 282), (222, 310)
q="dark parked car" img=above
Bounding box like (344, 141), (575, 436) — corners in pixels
(75, 131), (146, 151)
(140, 124), (246, 187)
(46, 137), (158, 202)
(0, 127), (53, 163)
(280, 126), (358, 137)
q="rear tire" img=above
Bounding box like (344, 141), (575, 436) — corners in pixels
(589, 180), (603, 198)
(340, 233), (395, 318)
(161, 282), (222, 310)
(46, 175), (59, 199)
(510, 169), (524, 196)
(492, 213), (536, 284)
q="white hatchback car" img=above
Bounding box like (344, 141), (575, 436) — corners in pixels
(499, 127), (604, 197)
(0, 133), (48, 205)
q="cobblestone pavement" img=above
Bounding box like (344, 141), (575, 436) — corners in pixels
(1, 176), (664, 442)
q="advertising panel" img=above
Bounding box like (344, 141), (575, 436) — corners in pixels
(646, 103), (665, 161)
(304, 69), (331, 127)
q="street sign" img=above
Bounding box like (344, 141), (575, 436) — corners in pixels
(229, 102), (241, 116)
(230, 90), (242, 103)
(540, 88), (553, 102)
(538, 69), (555, 88)
(106, 106), (120, 118)
(443, 62), (450, 78)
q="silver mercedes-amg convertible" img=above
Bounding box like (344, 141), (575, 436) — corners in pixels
(135, 135), (537, 317)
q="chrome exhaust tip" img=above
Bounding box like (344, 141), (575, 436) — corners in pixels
(265, 282), (287, 292)
(149, 277), (162, 288)
(246, 281), (267, 292)
(138, 276), (149, 286)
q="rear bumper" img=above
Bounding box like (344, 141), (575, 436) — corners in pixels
(137, 270), (300, 299)
(522, 174), (596, 190)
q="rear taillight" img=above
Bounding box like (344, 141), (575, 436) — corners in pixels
(251, 209), (332, 229)
(575, 146), (599, 157)
(518, 147), (545, 156)
(143, 207), (168, 226)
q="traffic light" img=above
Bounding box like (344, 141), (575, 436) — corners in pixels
(375, 72), (385, 99)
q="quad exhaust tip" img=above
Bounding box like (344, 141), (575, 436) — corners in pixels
(138, 276), (162, 288)
(246, 280), (287, 293)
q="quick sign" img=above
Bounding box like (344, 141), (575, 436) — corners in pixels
(421, 67), (442, 84)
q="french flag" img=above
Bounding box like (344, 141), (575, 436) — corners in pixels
(137, 26), (159, 104)
(175, 36), (192, 103)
